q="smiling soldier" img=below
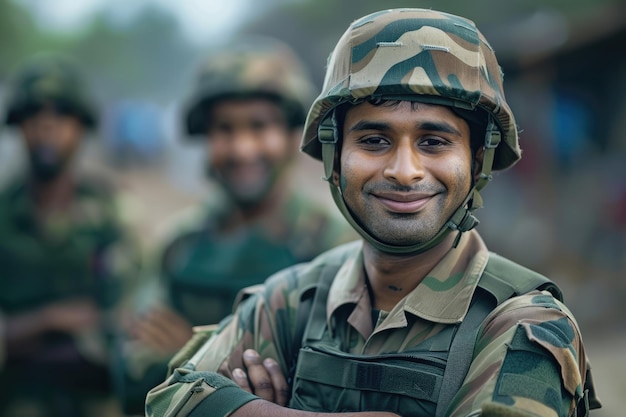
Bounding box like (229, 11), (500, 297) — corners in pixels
(145, 8), (601, 417)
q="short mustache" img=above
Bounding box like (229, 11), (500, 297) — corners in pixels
(362, 182), (443, 194)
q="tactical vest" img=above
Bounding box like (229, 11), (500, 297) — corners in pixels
(162, 229), (302, 326)
(288, 252), (564, 417)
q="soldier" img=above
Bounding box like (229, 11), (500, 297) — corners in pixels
(145, 9), (601, 417)
(0, 54), (140, 417)
(116, 36), (356, 414)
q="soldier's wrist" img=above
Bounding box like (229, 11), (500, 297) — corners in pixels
(171, 370), (259, 417)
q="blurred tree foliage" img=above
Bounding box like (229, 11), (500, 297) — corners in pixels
(0, 1), (198, 103)
(0, 0), (40, 81)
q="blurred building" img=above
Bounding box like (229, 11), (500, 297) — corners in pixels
(478, 3), (626, 331)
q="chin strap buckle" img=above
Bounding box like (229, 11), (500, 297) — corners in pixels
(447, 209), (480, 248)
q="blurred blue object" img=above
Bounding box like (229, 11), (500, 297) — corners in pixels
(104, 99), (165, 165)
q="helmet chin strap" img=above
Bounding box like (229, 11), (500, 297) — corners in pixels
(318, 110), (501, 255)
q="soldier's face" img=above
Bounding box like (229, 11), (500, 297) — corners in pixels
(337, 101), (474, 246)
(20, 107), (84, 181)
(206, 98), (297, 206)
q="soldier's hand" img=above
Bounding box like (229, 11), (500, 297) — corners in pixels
(232, 349), (290, 407)
(43, 298), (100, 333)
(128, 305), (194, 355)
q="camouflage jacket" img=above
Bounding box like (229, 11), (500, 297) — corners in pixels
(0, 176), (141, 415)
(0, 176), (140, 357)
(145, 230), (599, 417)
(0, 177), (139, 312)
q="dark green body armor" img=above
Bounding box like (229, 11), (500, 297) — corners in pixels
(163, 228), (307, 326)
(289, 253), (563, 417)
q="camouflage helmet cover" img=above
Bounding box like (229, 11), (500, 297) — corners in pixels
(184, 35), (316, 136)
(301, 8), (521, 171)
(4, 53), (97, 128)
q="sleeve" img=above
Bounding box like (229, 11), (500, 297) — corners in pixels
(446, 290), (601, 417)
(145, 267), (301, 417)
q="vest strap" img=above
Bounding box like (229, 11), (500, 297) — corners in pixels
(435, 288), (493, 417)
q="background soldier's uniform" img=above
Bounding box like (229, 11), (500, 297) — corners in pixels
(0, 177), (140, 417)
(146, 231), (600, 417)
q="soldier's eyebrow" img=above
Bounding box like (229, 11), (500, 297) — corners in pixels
(347, 120), (463, 136)
(418, 121), (462, 136)
(347, 120), (390, 133)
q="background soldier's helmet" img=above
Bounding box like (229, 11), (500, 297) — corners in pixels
(301, 8), (520, 172)
(301, 8), (521, 254)
(184, 35), (316, 136)
(4, 53), (97, 128)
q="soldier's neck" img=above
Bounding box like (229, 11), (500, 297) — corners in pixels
(225, 180), (289, 231)
(362, 234), (456, 312)
(29, 170), (75, 215)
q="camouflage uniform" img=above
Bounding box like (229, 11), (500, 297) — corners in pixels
(0, 178), (141, 417)
(145, 9), (600, 416)
(146, 232), (599, 417)
(0, 54), (140, 417)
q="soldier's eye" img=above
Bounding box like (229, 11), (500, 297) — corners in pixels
(359, 136), (389, 146)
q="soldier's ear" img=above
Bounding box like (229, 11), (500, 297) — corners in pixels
(332, 146), (341, 187)
(473, 146), (485, 183)
(289, 127), (303, 154)
(332, 170), (340, 187)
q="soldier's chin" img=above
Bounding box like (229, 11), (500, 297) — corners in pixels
(228, 182), (272, 207)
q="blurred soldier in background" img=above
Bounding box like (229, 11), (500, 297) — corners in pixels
(0, 53), (141, 417)
(115, 36), (356, 414)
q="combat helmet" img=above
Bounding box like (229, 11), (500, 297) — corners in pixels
(4, 53), (97, 128)
(184, 35), (316, 136)
(301, 8), (521, 254)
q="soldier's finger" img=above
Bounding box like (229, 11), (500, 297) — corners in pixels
(135, 319), (175, 351)
(232, 368), (251, 393)
(263, 358), (289, 406)
(243, 349), (275, 402)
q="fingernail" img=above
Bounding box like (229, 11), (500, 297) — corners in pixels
(263, 358), (277, 369)
(243, 350), (258, 360)
(233, 368), (245, 379)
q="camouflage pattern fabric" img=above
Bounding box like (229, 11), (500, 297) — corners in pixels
(145, 230), (599, 416)
(0, 177), (140, 417)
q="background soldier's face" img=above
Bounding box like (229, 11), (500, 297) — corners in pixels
(337, 100), (474, 246)
(205, 98), (297, 206)
(19, 106), (84, 181)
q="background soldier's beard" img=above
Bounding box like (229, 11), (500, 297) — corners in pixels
(28, 143), (70, 182)
(205, 158), (279, 208)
